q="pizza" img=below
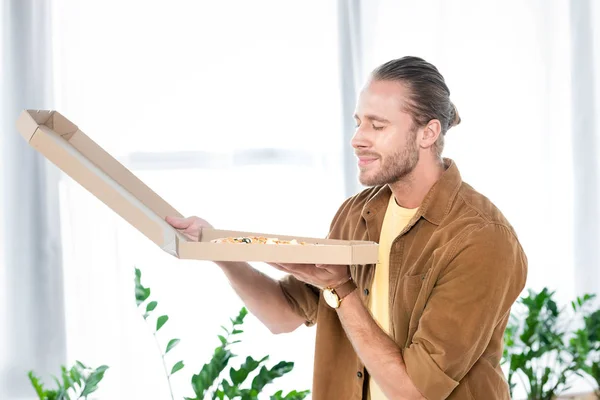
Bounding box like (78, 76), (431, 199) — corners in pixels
(210, 236), (308, 245)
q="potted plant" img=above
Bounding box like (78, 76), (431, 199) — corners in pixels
(569, 304), (600, 398)
(503, 288), (599, 400)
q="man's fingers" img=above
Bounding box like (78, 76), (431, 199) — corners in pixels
(279, 262), (317, 270)
(274, 263), (324, 279)
(266, 263), (305, 275)
(181, 231), (199, 241)
(166, 215), (193, 229)
(267, 262), (289, 272)
(315, 263), (349, 268)
(267, 262), (314, 275)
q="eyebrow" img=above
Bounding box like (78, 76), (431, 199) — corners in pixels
(354, 113), (391, 124)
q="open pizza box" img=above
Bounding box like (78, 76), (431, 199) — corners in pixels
(16, 110), (379, 265)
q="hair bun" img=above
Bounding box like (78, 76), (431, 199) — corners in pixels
(450, 102), (461, 128)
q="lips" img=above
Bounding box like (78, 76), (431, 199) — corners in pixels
(357, 156), (378, 167)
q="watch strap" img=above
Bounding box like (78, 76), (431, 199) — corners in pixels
(333, 277), (357, 300)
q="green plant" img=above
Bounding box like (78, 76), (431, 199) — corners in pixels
(569, 300), (600, 398)
(503, 288), (599, 400)
(135, 267), (185, 400)
(27, 361), (108, 400)
(28, 267), (309, 399)
(134, 267), (310, 400)
(185, 307), (310, 400)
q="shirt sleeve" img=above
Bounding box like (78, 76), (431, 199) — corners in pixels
(402, 222), (527, 400)
(278, 275), (320, 326)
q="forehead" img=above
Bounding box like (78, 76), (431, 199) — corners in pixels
(355, 79), (412, 117)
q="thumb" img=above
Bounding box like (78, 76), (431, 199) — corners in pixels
(165, 216), (193, 229)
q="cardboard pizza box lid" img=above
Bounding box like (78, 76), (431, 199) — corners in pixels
(16, 110), (379, 265)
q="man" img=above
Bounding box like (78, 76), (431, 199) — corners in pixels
(166, 56), (527, 399)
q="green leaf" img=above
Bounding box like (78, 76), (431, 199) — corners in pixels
(232, 329), (244, 335)
(586, 310), (600, 342)
(75, 360), (88, 370)
(55, 388), (69, 400)
(81, 365), (109, 397)
(146, 301), (158, 312)
(28, 371), (45, 398)
(251, 362), (294, 392)
(221, 379), (241, 398)
(156, 315), (169, 331)
(270, 390), (311, 400)
(230, 356), (264, 385)
(287, 390), (311, 400)
(171, 360), (185, 374)
(69, 366), (82, 386)
(218, 335), (227, 346)
(191, 347), (234, 397)
(271, 391), (284, 400)
(232, 307), (248, 325)
(166, 338), (180, 353)
(59, 366), (73, 392)
(134, 267), (151, 306)
(46, 390), (60, 400)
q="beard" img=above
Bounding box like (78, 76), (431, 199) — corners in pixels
(358, 130), (419, 187)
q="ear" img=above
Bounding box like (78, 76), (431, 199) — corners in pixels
(419, 119), (442, 149)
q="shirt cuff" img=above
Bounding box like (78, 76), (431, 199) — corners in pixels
(403, 343), (459, 400)
(278, 275), (319, 326)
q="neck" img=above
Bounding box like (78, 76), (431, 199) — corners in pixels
(388, 157), (445, 209)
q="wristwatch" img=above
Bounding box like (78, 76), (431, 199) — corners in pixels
(323, 277), (357, 309)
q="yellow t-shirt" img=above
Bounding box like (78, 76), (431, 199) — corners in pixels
(369, 195), (418, 400)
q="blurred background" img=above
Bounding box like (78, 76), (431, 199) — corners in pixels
(1, 0), (599, 399)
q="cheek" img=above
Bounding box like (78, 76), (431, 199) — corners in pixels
(378, 135), (403, 155)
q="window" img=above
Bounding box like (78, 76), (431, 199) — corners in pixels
(53, 1), (345, 397)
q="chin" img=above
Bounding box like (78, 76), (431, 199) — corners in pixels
(358, 172), (381, 187)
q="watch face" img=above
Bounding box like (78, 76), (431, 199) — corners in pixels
(323, 289), (339, 308)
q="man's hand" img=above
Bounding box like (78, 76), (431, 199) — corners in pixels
(165, 215), (212, 241)
(268, 263), (350, 289)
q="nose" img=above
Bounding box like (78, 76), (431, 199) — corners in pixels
(351, 126), (370, 150)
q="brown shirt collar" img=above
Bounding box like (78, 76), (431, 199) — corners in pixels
(361, 158), (462, 226)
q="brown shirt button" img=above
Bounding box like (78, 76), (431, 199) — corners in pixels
(357, 371), (363, 378)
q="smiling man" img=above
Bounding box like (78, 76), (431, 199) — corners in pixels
(167, 56), (528, 399)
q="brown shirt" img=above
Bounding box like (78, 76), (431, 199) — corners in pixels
(279, 159), (527, 400)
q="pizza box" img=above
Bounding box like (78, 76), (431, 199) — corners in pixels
(15, 110), (379, 265)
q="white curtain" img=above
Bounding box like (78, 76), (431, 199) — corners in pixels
(570, 0), (600, 300)
(0, 0), (66, 399)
